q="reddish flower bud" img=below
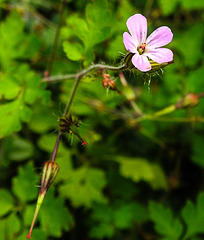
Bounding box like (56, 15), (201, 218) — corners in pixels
(102, 73), (122, 95)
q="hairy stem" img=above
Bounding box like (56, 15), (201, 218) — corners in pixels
(42, 63), (127, 82)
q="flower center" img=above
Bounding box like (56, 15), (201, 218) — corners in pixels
(138, 43), (146, 55)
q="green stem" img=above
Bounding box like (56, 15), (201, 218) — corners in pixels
(63, 75), (82, 116)
(47, 0), (67, 74)
(26, 194), (45, 239)
(145, 116), (204, 123)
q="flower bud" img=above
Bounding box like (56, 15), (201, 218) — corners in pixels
(102, 73), (121, 95)
(175, 93), (199, 109)
(40, 161), (59, 195)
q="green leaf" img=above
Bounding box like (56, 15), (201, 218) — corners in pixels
(149, 201), (183, 240)
(37, 134), (69, 154)
(23, 204), (36, 226)
(63, 41), (84, 61)
(186, 66), (204, 93)
(90, 223), (115, 239)
(0, 11), (40, 69)
(89, 204), (115, 239)
(59, 166), (107, 207)
(63, 0), (112, 60)
(0, 189), (14, 216)
(0, 74), (20, 100)
(113, 202), (147, 229)
(8, 135), (34, 161)
(90, 201), (147, 238)
(0, 96), (32, 138)
(181, 192), (204, 239)
(181, 0), (204, 10)
(12, 161), (38, 202)
(159, 0), (180, 16)
(0, 64), (50, 138)
(0, 11), (24, 68)
(159, 0), (204, 16)
(39, 189), (74, 237)
(15, 64), (50, 105)
(29, 103), (57, 133)
(117, 157), (168, 190)
(174, 24), (203, 66)
(86, 0), (111, 28)
(0, 213), (21, 240)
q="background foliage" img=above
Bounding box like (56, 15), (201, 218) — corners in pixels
(0, 0), (204, 239)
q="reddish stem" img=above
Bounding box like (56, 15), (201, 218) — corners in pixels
(51, 130), (61, 162)
(197, 92), (204, 99)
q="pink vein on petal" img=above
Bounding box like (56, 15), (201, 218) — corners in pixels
(146, 26), (173, 48)
(144, 48), (173, 63)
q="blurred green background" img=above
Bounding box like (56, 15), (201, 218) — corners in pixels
(0, 0), (204, 239)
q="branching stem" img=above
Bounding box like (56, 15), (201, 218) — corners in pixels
(42, 63), (127, 82)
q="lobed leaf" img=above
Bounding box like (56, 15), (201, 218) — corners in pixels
(59, 166), (107, 207)
(149, 201), (183, 240)
(12, 162), (38, 202)
(116, 156), (168, 190)
(182, 192), (204, 239)
(39, 190), (74, 237)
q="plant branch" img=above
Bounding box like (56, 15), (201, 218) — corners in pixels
(42, 63), (127, 82)
(49, 63), (127, 163)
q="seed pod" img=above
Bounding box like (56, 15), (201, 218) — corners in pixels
(40, 161), (59, 195)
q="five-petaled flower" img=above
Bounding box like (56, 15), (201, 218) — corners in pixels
(123, 14), (173, 72)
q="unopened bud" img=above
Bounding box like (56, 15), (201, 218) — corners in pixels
(102, 73), (122, 95)
(176, 93), (199, 109)
(40, 161), (59, 195)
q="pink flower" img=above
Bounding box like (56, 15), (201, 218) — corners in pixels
(123, 14), (173, 72)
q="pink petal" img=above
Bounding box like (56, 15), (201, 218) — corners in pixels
(144, 48), (173, 63)
(146, 26), (173, 48)
(126, 14), (147, 44)
(123, 32), (138, 53)
(132, 53), (151, 72)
